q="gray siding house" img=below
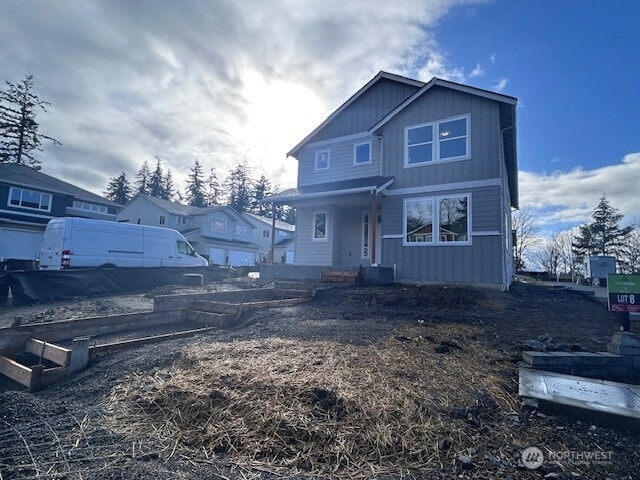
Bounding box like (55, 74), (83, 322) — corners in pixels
(117, 195), (259, 266)
(242, 212), (295, 264)
(266, 71), (517, 289)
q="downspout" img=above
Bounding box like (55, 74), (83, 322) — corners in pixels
(270, 204), (276, 263)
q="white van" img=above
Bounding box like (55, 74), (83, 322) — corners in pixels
(39, 218), (208, 270)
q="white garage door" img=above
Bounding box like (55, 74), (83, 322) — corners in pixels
(228, 250), (254, 266)
(209, 248), (226, 265)
(0, 228), (43, 260)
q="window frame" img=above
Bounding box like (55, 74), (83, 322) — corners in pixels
(353, 141), (372, 166)
(235, 224), (248, 237)
(176, 216), (186, 226)
(314, 149), (331, 172)
(312, 211), (328, 242)
(159, 214), (166, 225)
(211, 217), (228, 233)
(403, 194), (471, 247)
(8, 187), (52, 212)
(404, 114), (470, 168)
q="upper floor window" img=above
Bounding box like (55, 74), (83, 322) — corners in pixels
(354, 142), (371, 165)
(72, 201), (109, 214)
(176, 216), (186, 225)
(212, 217), (227, 233)
(235, 225), (248, 236)
(315, 149), (330, 171)
(404, 195), (470, 246)
(9, 187), (52, 212)
(262, 229), (270, 238)
(405, 115), (469, 167)
(159, 215), (166, 225)
(313, 212), (328, 241)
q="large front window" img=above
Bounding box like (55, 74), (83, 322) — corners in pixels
(404, 195), (469, 245)
(405, 115), (469, 167)
(9, 187), (52, 212)
(313, 212), (327, 241)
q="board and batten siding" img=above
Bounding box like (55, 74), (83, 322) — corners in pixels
(294, 208), (334, 265)
(308, 78), (420, 144)
(380, 185), (504, 285)
(381, 86), (502, 189)
(297, 136), (381, 187)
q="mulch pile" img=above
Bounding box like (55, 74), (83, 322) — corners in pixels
(107, 323), (525, 477)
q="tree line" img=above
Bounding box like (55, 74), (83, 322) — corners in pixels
(104, 157), (295, 223)
(514, 195), (639, 278)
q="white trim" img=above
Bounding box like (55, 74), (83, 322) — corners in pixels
(314, 149), (331, 171)
(386, 178), (501, 196)
(312, 211), (328, 242)
(353, 141), (372, 166)
(403, 193), (472, 247)
(376, 178), (394, 194)
(304, 132), (370, 150)
(471, 231), (501, 236)
(8, 186), (52, 213)
(382, 234), (404, 239)
(369, 77), (517, 134)
(404, 114), (470, 168)
(0, 207), (53, 220)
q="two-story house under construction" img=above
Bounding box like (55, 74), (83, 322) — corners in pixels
(266, 71), (517, 289)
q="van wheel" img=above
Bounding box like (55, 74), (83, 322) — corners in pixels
(99, 263), (117, 269)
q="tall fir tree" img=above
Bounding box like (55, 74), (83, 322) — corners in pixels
(135, 160), (151, 196)
(148, 157), (165, 198)
(163, 169), (175, 201)
(0, 74), (60, 168)
(104, 171), (132, 205)
(572, 195), (632, 263)
(250, 174), (272, 216)
(184, 159), (206, 207)
(205, 167), (221, 206)
(225, 161), (253, 212)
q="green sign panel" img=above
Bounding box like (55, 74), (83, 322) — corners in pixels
(607, 274), (640, 312)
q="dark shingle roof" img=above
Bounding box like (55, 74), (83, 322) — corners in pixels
(264, 176), (393, 204)
(0, 162), (120, 207)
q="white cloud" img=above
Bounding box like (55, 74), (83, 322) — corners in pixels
(492, 78), (508, 92)
(0, 0), (487, 196)
(519, 152), (640, 227)
(469, 62), (485, 78)
(489, 53), (497, 64)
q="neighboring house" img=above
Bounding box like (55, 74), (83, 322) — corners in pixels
(117, 194), (259, 266)
(0, 162), (121, 265)
(242, 212), (295, 264)
(265, 71), (518, 289)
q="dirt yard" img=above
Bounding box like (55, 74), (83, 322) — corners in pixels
(0, 280), (639, 479)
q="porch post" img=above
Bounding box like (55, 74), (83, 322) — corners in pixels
(269, 204), (276, 263)
(371, 191), (377, 265)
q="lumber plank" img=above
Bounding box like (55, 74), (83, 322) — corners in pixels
(182, 310), (234, 327)
(188, 301), (241, 314)
(41, 366), (69, 387)
(0, 356), (33, 388)
(90, 327), (213, 355)
(26, 338), (71, 366)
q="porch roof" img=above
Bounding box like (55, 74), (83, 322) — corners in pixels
(263, 176), (394, 205)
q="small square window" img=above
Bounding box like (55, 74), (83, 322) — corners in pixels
(315, 150), (330, 171)
(354, 142), (371, 165)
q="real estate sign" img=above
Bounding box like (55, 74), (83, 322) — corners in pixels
(607, 274), (640, 312)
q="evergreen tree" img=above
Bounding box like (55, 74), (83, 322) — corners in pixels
(250, 174), (272, 216)
(205, 167), (221, 206)
(572, 195), (632, 262)
(163, 169), (175, 201)
(225, 161), (253, 212)
(185, 159), (206, 207)
(104, 171), (132, 205)
(135, 160), (151, 196)
(148, 156), (165, 198)
(0, 74), (60, 168)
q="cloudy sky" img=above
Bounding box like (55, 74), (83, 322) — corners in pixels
(1, 0), (638, 233)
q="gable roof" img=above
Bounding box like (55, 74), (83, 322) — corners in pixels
(242, 212), (295, 232)
(264, 176), (394, 204)
(368, 77), (517, 134)
(287, 71), (424, 158)
(0, 162), (120, 207)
